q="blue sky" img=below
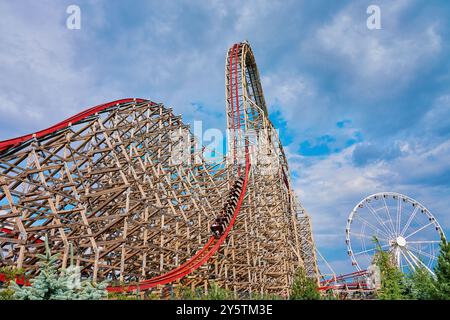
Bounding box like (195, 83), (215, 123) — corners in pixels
(0, 0), (449, 275)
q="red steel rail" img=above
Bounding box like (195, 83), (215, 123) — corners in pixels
(0, 98), (149, 153)
(320, 270), (368, 286)
(108, 148), (250, 292)
(318, 270), (369, 291)
(108, 42), (250, 292)
(1, 43), (251, 292)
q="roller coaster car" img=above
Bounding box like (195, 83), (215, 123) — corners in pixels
(212, 216), (227, 231)
(218, 215), (230, 225)
(221, 214), (230, 225)
(235, 179), (244, 187)
(211, 222), (222, 239)
(210, 177), (245, 238)
(228, 195), (237, 203)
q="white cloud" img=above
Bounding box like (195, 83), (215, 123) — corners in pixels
(261, 72), (343, 149)
(290, 138), (450, 254)
(309, 1), (442, 97)
(0, 1), (124, 139)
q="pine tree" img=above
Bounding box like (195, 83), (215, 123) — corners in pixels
(290, 267), (321, 300)
(203, 282), (233, 300)
(73, 281), (109, 300)
(11, 238), (67, 300)
(173, 284), (200, 300)
(249, 292), (282, 300)
(404, 267), (436, 300)
(373, 238), (405, 300)
(11, 237), (108, 300)
(434, 237), (450, 299)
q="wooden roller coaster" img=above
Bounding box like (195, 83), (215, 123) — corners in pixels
(0, 41), (317, 297)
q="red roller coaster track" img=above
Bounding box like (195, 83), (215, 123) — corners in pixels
(318, 270), (369, 291)
(107, 43), (250, 292)
(0, 98), (148, 154)
(0, 43), (250, 293)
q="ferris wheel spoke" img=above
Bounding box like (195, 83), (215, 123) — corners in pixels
(393, 247), (401, 269)
(399, 251), (404, 271)
(353, 243), (389, 256)
(400, 249), (416, 272)
(361, 210), (391, 238)
(395, 196), (401, 235)
(400, 206), (419, 236)
(354, 215), (391, 239)
(366, 202), (396, 237)
(382, 196), (397, 236)
(351, 232), (388, 242)
(405, 249), (435, 275)
(404, 221), (434, 240)
(406, 246), (436, 261)
(405, 248), (428, 266)
(430, 244), (437, 268)
(407, 240), (440, 244)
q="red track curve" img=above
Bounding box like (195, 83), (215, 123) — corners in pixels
(108, 42), (250, 292)
(1, 43), (251, 292)
(108, 149), (250, 292)
(0, 98), (149, 153)
(318, 270), (369, 291)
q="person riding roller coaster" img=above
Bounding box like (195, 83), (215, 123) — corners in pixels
(210, 177), (245, 239)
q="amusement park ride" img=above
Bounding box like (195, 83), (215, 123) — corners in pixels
(0, 41), (316, 297)
(0, 41), (445, 299)
(320, 192), (445, 298)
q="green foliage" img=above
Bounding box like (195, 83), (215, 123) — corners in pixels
(372, 236), (450, 300)
(249, 292), (283, 300)
(290, 267), (320, 300)
(433, 237), (450, 299)
(173, 283), (284, 300)
(0, 266), (26, 282)
(404, 267), (436, 300)
(108, 292), (143, 300)
(145, 291), (161, 300)
(322, 290), (338, 300)
(373, 239), (406, 300)
(107, 287), (161, 300)
(0, 266), (27, 300)
(72, 281), (109, 300)
(203, 282), (233, 300)
(10, 237), (108, 300)
(171, 282), (234, 300)
(173, 285), (203, 300)
(0, 287), (15, 300)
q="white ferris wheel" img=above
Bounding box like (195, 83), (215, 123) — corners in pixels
(346, 192), (446, 275)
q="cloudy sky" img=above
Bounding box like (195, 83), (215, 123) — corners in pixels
(1, 0), (449, 275)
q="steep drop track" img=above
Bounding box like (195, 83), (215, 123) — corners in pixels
(0, 42), (317, 296)
(0, 41), (252, 293)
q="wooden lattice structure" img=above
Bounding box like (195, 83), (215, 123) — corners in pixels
(0, 41), (317, 297)
(215, 41), (318, 296)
